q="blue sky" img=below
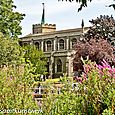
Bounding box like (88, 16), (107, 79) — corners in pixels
(14, 0), (115, 36)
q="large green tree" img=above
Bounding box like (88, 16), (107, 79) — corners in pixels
(0, 1), (46, 112)
(23, 45), (47, 80)
(0, 0), (25, 38)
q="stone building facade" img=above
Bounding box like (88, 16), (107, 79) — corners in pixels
(20, 23), (88, 78)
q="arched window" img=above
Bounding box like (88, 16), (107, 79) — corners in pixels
(35, 42), (40, 50)
(59, 39), (64, 50)
(47, 40), (52, 51)
(72, 38), (77, 49)
(57, 59), (62, 72)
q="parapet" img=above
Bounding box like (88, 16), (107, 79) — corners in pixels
(32, 23), (56, 34)
(33, 23), (56, 28)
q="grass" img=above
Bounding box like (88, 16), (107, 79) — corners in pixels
(45, 78), (60, 84)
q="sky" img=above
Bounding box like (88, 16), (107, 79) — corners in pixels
(14, 0), (115, 37)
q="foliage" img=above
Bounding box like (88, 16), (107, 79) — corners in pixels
(73, 39), (115, 71)
(45, 78), (60, 84)
(0, 60), (40, 114)
(23, 45), (47, 79)
(108, 4), (115, 10)
(0, 33), (47, 79)
(41, 60), (115, 115)
(0, 34), (41, 114)
(79, 59), (115, 114)
(0, 1), (44, 114)
(0, 33), (22, 65)
(0, 0), (25, 38)
(84, 15), (115, 46)
(0, 28), (45, 115)
(58, 0), (92, 11)
(73, 15), (115, 72)
(59, 0), (115, 11)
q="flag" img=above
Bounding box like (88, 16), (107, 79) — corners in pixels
(41, 3), (45, 24)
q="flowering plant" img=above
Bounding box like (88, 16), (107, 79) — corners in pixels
(42, 59), (115, 115)
(77, 59), (115, 114)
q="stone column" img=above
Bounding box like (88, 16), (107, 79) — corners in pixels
(45, 41), (47, 52)
(57, 39), (59, 51)
(70, 57), (74, 77)
(49, 53), (54, 78)
(53, 38), (56, 51)
(66, 57), (69, 76)
(66, 53), (73, 77)
(55, 59), (57, 73)
(54, 36), (58, 51)
(30, 39), (34, 45)
(41, 40), (44, 51)
(66, 56), (70, 76)
(66, 36), (69, 50)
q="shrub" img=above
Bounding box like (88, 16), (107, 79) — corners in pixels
(73, 39), (115, 72)
(42, 59), (115, 115)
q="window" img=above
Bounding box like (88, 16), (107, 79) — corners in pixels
(35, 42), (40, 50)
(57, 59), (62, 72)
(59, 39), (64, 50)
(72, 38), (77, 49)
(47, 41), (52, 51)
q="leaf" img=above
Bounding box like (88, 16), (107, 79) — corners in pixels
(108, 4), (115, 10)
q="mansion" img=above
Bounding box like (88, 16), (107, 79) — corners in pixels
(20, 23), (89, 78)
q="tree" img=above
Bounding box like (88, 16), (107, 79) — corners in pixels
(23, 45), (47, 80)
(0, 0), (25, 38)
(0, 33), (22, 65)
(73, 39), (115, 72)
(84, 15), (115, 46)
(0, 34), (40, 113)
(59, 0), (115, 11)
(73, 15), (115, 72)
(0, 1), (42, 113)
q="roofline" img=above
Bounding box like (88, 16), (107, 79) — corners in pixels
(20, 27), (89, 39)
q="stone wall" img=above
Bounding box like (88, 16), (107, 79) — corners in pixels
(20, 27), (89, 77)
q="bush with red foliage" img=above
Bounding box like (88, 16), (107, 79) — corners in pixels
(73, 39), (115, 71)
(73, 15), (115, 73)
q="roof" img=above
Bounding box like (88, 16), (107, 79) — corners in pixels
(20, 27), (89, 40)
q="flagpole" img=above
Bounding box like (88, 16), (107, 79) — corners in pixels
(81, 19), (84, 34)
(41, 3), (45, 25)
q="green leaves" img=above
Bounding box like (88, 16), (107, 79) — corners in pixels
(23, 45), (47, 77)
(42, 60), (115, 114)
(0, 33), (22, 65)
(0, 0), (25, 38)
(0, 62), (38, 110)
(108, 4), (115, 10)
(59, 0), (92, 11)
(59, 0), (115, 11)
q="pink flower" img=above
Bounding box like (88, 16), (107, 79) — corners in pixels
(101, 59), (111, 69)
(113, 75), (115, 78)
(97, 65), (103, 69)
(75, 76), (83, 83)
(84, 64), (91, 74)
(82, 73), (87, 81)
